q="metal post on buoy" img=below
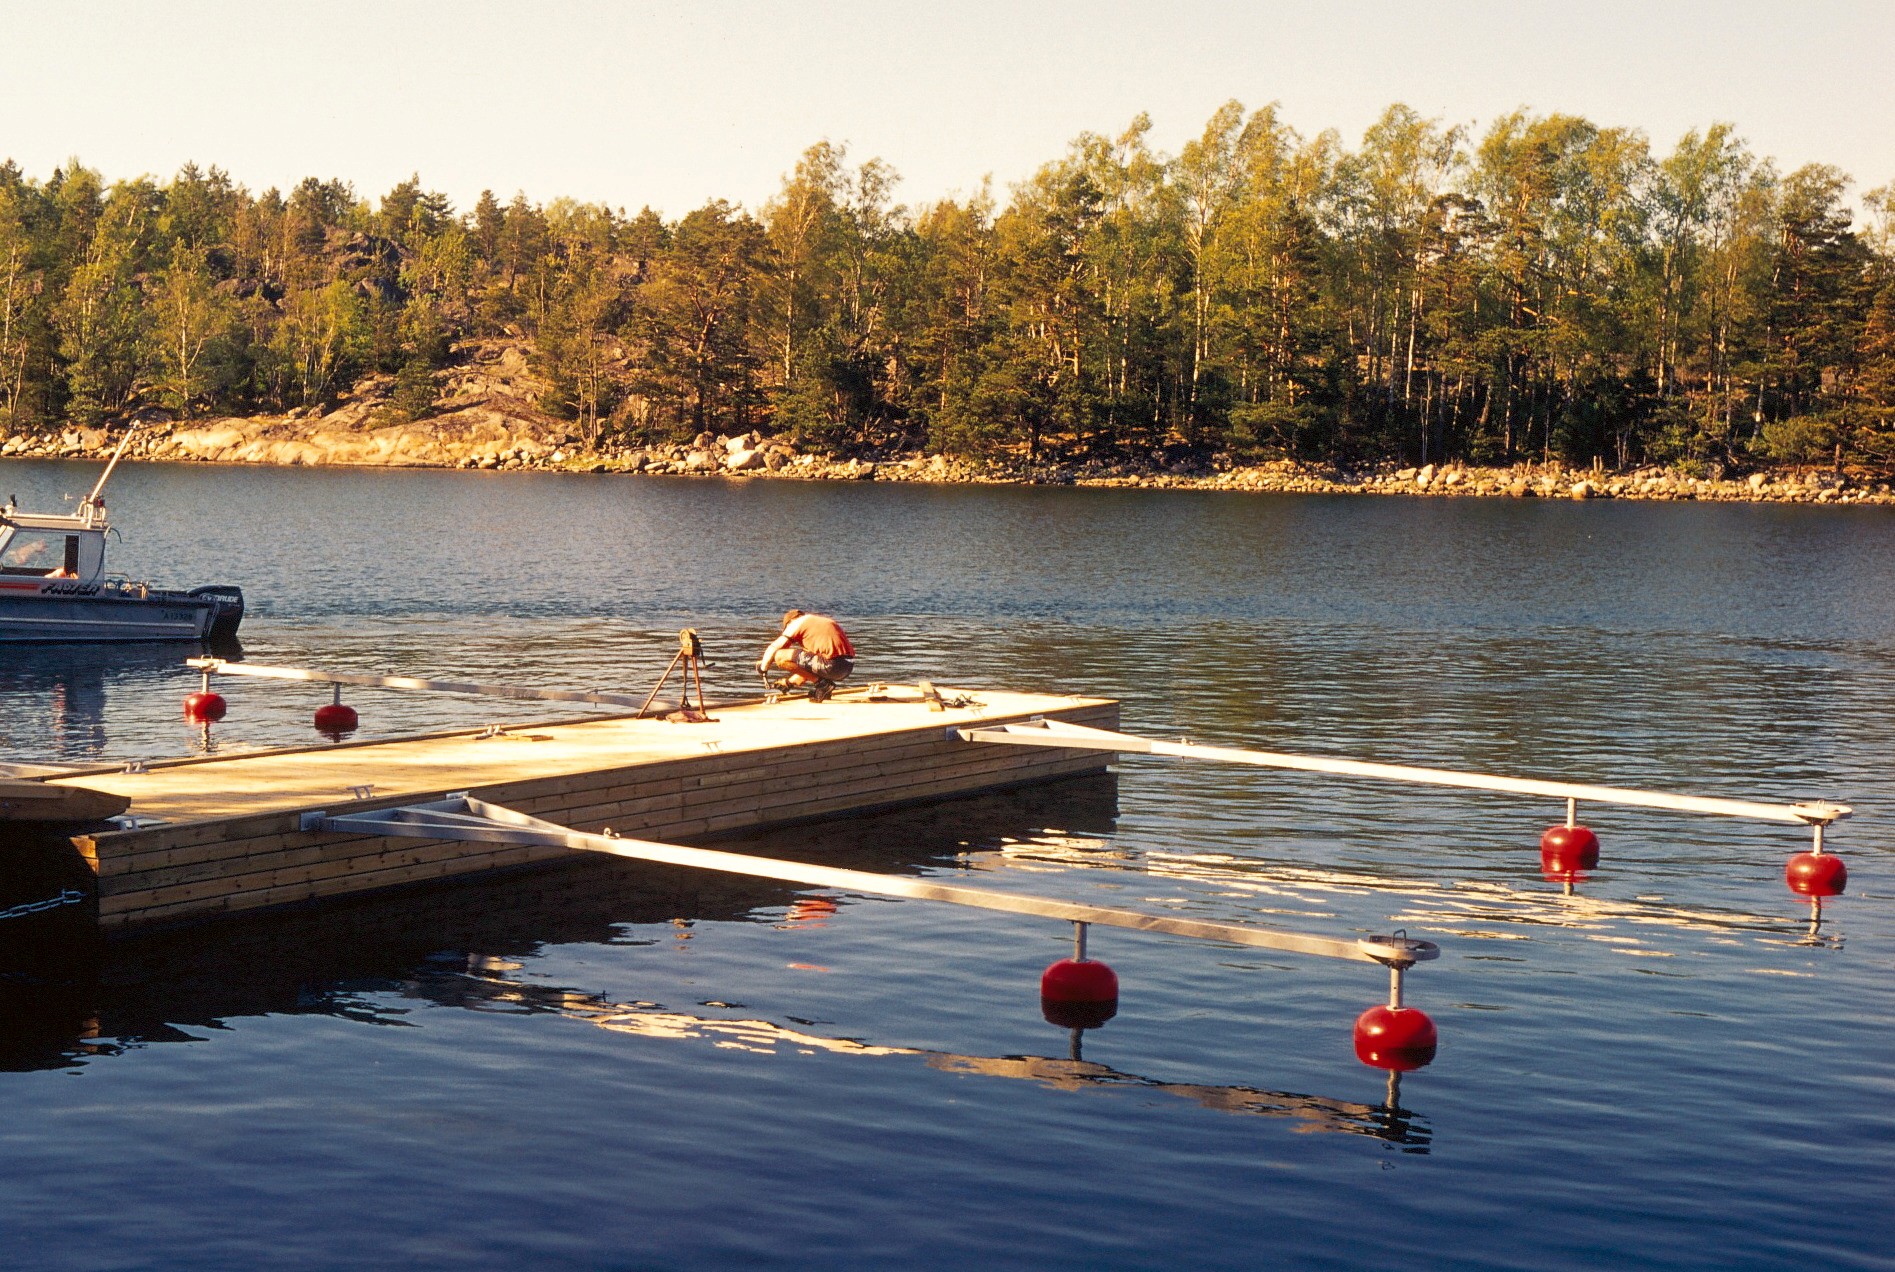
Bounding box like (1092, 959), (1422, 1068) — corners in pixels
(183, 667), (228, 723)
(1808, 825), (1824, 927)
(1786, 815), (1847, 900)
(313, 682), (360, 737)
(1043, 919), (1117, 1028)
(1566, 798), (1578, 830)
(1353, 933), (1439, 1071)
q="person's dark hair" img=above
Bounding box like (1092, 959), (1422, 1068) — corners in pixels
(782, 609), (804, 630)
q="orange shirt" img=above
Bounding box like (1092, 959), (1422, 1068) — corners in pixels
(789, 614), (854, 659)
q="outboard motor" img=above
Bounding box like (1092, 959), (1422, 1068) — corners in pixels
(190, 585), (246, 644)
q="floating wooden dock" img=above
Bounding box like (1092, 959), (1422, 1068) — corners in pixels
(55, 686), (1118, 932)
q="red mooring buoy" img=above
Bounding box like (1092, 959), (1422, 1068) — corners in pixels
(1041, 957), (1118, 1029)
(1041, 958), (1119, 1002)
(1786, 851), (1847, 898)
(1353, 1004), (1438, 1072)
(313, 703), (359, 737)
(1540, 824), (1600, 876)
(183, 691), (227, 723)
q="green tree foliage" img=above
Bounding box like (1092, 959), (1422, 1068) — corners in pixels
(273, 278), (368, 408)
(375, 356), (438, 426)
(533, 204), (633, 440)
(0, 107), (1889, 475)
(632, 201), (764, 437)
(1847, 284), (1895, 467)
(148, 241), (233, 411)
(0, 162), (55, 429)
(55, 171), (157, 427)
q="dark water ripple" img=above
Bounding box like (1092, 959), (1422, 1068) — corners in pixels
(0, 458), (1891, 1270)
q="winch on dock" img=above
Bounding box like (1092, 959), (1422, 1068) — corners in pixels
(56, 686), (1118, 932)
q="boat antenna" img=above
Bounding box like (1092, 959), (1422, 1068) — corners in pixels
(81, 424), (138, 525)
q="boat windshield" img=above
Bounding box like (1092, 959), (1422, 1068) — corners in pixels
(1, 532), (74, 575)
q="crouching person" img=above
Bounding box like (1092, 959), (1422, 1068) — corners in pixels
(758, 609), (856, 702)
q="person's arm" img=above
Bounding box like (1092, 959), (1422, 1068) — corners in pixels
(757, 633), (789, 674)
(759, 615), (813, 673)
(758, 615), (812, 672)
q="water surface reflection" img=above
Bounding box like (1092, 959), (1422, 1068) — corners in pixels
(0, 462), (1889, 1270)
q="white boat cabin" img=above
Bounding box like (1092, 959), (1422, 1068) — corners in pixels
(0, 503), (108, 584)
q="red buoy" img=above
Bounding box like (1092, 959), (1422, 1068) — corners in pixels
(1540, 824), (1600, 875)
(183, 691), (227, 723)
(313, 703), (359, 737)
(1042, 997), (1118, 1029)
(1041, 958), (1118, 1029)
(1786, 852), (1846, 898)
(1041, 958), (1118, 1002)
(1353, 1004), (1438, 1071)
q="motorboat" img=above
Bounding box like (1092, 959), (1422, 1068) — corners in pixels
(0, 432), (244, 644)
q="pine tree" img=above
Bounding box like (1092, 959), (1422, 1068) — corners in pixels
(1847, 284), (1895, 471)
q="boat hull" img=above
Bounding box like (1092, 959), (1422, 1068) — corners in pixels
(0, 585), (243, 644)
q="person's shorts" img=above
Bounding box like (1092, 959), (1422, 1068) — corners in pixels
(787, 649), (854, 682)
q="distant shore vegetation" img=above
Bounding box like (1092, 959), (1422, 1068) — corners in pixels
(3, 102), (1893, 475)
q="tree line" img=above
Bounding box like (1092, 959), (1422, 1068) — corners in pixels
(3, 102), (1893, 473)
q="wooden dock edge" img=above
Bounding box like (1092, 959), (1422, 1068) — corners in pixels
(75, 700), (1119, 932)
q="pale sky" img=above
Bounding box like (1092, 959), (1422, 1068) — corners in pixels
(3, 1), (1890, 218)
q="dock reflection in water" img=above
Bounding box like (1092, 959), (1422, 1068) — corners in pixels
(436, 968), (1429, 1149)
(0, 778), (1113, 1054)
(975, 828), (1840, 948)
(0, 771), (1433, 1147)
(0, 770), (1439, 1154)
(0, 771), (1419, 1147)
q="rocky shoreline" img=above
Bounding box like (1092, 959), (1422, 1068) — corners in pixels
(5, 394), (1890, 511)
(6, 420), (1891, 507)
(7, 340), (1885, 506)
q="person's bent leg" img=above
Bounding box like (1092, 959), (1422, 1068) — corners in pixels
(771, 647), (816, 687)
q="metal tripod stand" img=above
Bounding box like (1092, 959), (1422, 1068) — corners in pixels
(637, 628), (713, 721)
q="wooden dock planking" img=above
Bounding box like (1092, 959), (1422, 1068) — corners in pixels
(61, 688), (1118, 931)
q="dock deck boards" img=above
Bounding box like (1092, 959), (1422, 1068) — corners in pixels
(56, 686), (1118, 932)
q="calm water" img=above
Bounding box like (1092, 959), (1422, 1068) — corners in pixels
(1, 459), (1891, 1270)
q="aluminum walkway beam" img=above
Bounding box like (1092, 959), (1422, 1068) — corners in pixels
(189, 658), (654, 711)
(300, 795), (1438, 972)
(954, 719), (1853, 837)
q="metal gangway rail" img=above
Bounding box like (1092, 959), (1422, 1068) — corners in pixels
(301, 794), (1440, 990)
(188, 658), (656, 712)
(954, 719), (1853, 851)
